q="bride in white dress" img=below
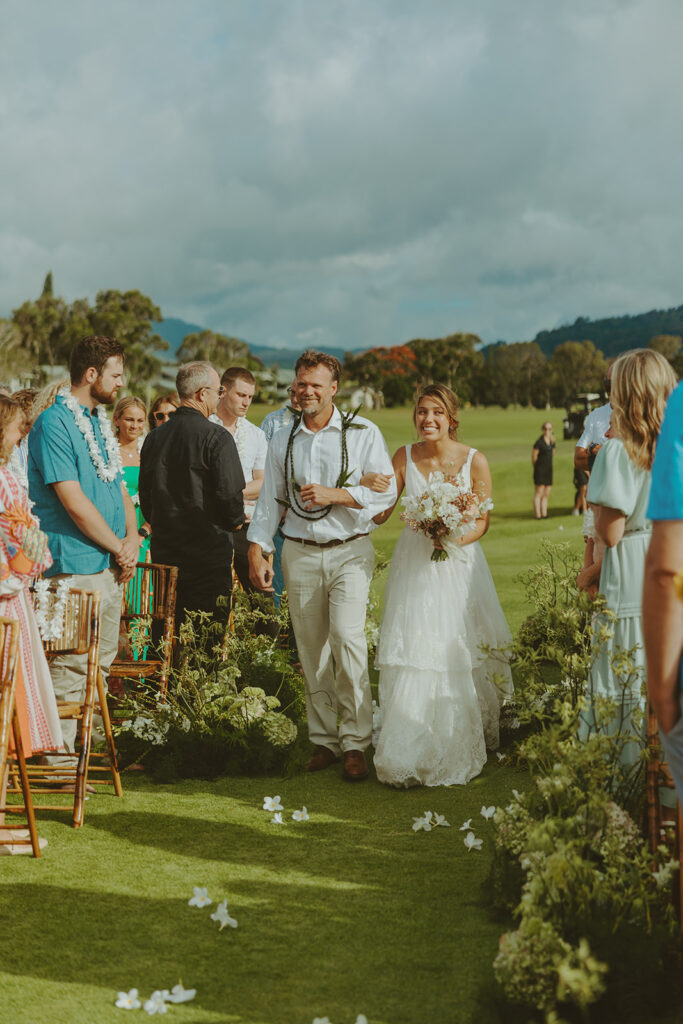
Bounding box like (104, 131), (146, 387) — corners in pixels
(373, 384), (513, 788)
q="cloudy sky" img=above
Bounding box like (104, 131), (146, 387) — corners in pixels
(2, 0), (682, 351)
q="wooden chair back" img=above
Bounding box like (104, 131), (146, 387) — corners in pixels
(0, 617), (42, 855)
(110, 561), (178, 696)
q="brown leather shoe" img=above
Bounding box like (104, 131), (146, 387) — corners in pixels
(342, 749), (369, 781)
(306, 745), (340, 772)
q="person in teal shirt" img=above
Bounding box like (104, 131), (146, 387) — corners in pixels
(644, 380), (683, 800)
(28, 335), (140, 759)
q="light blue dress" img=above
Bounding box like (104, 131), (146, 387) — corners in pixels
(584, 439), (652, 756)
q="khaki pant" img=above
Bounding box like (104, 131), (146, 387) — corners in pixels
(48, 567), (123, 757)
(282, 535), (374, 754)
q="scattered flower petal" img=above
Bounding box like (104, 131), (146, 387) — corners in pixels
(263, 795), (283, 812)
(355, 1016), (368, 1024)
(271, 812), (284, 824)
(115, 989), (141, 1009)
(210, 899), (238, 930)
(433, 813), (450, 828)
(313, 1018), (332, 1024)
(459, 818), (473, 831)
(165, 984), (196, 1003)
(292, 806), (310, 821)
(143, 991), (168, 1015)
(480, 805), (496, 820)
(463, 830), (483, 852)
(412, 812), (433, 832)
(187, 886), (211, 908)
(496, 752), (505, 762)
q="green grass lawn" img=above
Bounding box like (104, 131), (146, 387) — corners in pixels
(1, 405), (675, 1024)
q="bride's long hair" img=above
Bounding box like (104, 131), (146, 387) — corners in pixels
(610, 349), (677, 470)
(414, 383), (460, 440)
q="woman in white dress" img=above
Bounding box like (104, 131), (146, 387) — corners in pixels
(373, 384), (513, 788)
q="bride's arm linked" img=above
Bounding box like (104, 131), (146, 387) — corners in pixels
(455, 451), (493, 547)
(370, 447), (406, 525)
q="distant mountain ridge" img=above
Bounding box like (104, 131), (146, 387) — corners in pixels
(156, 317), (353, 368)
(157, 302), (683, 368)
(532, 304), (683, 358)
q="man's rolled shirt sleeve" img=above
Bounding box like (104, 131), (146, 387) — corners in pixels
(648, 383), (683, 521)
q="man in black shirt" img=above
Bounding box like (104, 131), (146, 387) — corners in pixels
(139, 361), (245, 627)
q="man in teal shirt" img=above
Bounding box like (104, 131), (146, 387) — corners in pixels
(29, 335), (140, 758)
(643, 381), (683, 799)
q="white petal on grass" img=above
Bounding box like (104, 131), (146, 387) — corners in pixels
(263, 795), (283, 812)
(459, 818), (473, 831)
(355, 1016), (369, 1024)
(292, 806), (310, 821)
(463, 831), (483, 852)
(210, 899), (238, 930)
(480, 805), (496, 820)
(115, 989), (141, 1009)
(312, 1018), (332, 1024)
(143, 991), (168, 1015)
(271, 812), (284, 824)
(412, 812), (433, 832)
(165, 984), (196, 1003)
(187, 886), (211, 908)
(433, 813), (450, 828)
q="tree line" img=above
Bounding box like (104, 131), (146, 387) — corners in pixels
(344, 333), (683, 408)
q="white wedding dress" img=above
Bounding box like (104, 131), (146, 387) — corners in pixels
(374, 445), (513, 788)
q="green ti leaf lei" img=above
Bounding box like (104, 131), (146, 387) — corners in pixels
(281, 406), (367, 520)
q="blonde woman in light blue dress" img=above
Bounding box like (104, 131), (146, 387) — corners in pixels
(584, 349), (678, 760)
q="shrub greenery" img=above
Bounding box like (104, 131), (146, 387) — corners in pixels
(114, 592), (308, 779)
(491, 543), (682, 1023)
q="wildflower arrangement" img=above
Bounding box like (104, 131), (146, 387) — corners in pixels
(113, 592), (308, 779)
(489, 542), (683, 1021)
(400, 470), (492, 561)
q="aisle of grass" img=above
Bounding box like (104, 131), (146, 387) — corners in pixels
(3, 405), (676, 1024)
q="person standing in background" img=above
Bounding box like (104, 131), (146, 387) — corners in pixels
(210, 367), (267, 593)
(260, 382), (302, 607)
(532, 421), (555, 519)
(139, 362), (245, 629)
(113, 396), (151, 562)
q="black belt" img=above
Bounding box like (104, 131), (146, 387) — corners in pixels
(281, 532), (368, 549)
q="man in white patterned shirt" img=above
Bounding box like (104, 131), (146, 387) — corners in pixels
(211, 367), (268, 591)
(248, 350), (396, 781)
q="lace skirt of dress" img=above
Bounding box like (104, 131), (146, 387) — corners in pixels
(374, 528), (513, 788)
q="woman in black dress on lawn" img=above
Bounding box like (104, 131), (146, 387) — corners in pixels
(532, 421), (555, 519)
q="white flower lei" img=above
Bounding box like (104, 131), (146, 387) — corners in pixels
(34, 577), (73, 642)
(58, 387), (122, 483)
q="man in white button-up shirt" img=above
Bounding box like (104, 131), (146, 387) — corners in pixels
(248, 351), (396, 781)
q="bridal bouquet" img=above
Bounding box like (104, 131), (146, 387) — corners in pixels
(400, 471), (493, 562)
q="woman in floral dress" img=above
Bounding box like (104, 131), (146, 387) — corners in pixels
(0, 394), (62, 852)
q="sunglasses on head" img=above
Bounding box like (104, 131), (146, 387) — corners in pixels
(153, 410), (175, 422)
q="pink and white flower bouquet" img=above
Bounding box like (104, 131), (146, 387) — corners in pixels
(400, 471), (493, 561)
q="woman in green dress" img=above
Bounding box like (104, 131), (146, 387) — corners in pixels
(113, 396), (151, 558)
(585, 349), (678, 761)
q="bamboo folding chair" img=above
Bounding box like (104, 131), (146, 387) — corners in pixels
(0, 618), (42, 856)
(23, 585), (122, 827)
(646, 702), (683, 929)
(108, 561), (178, 699)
